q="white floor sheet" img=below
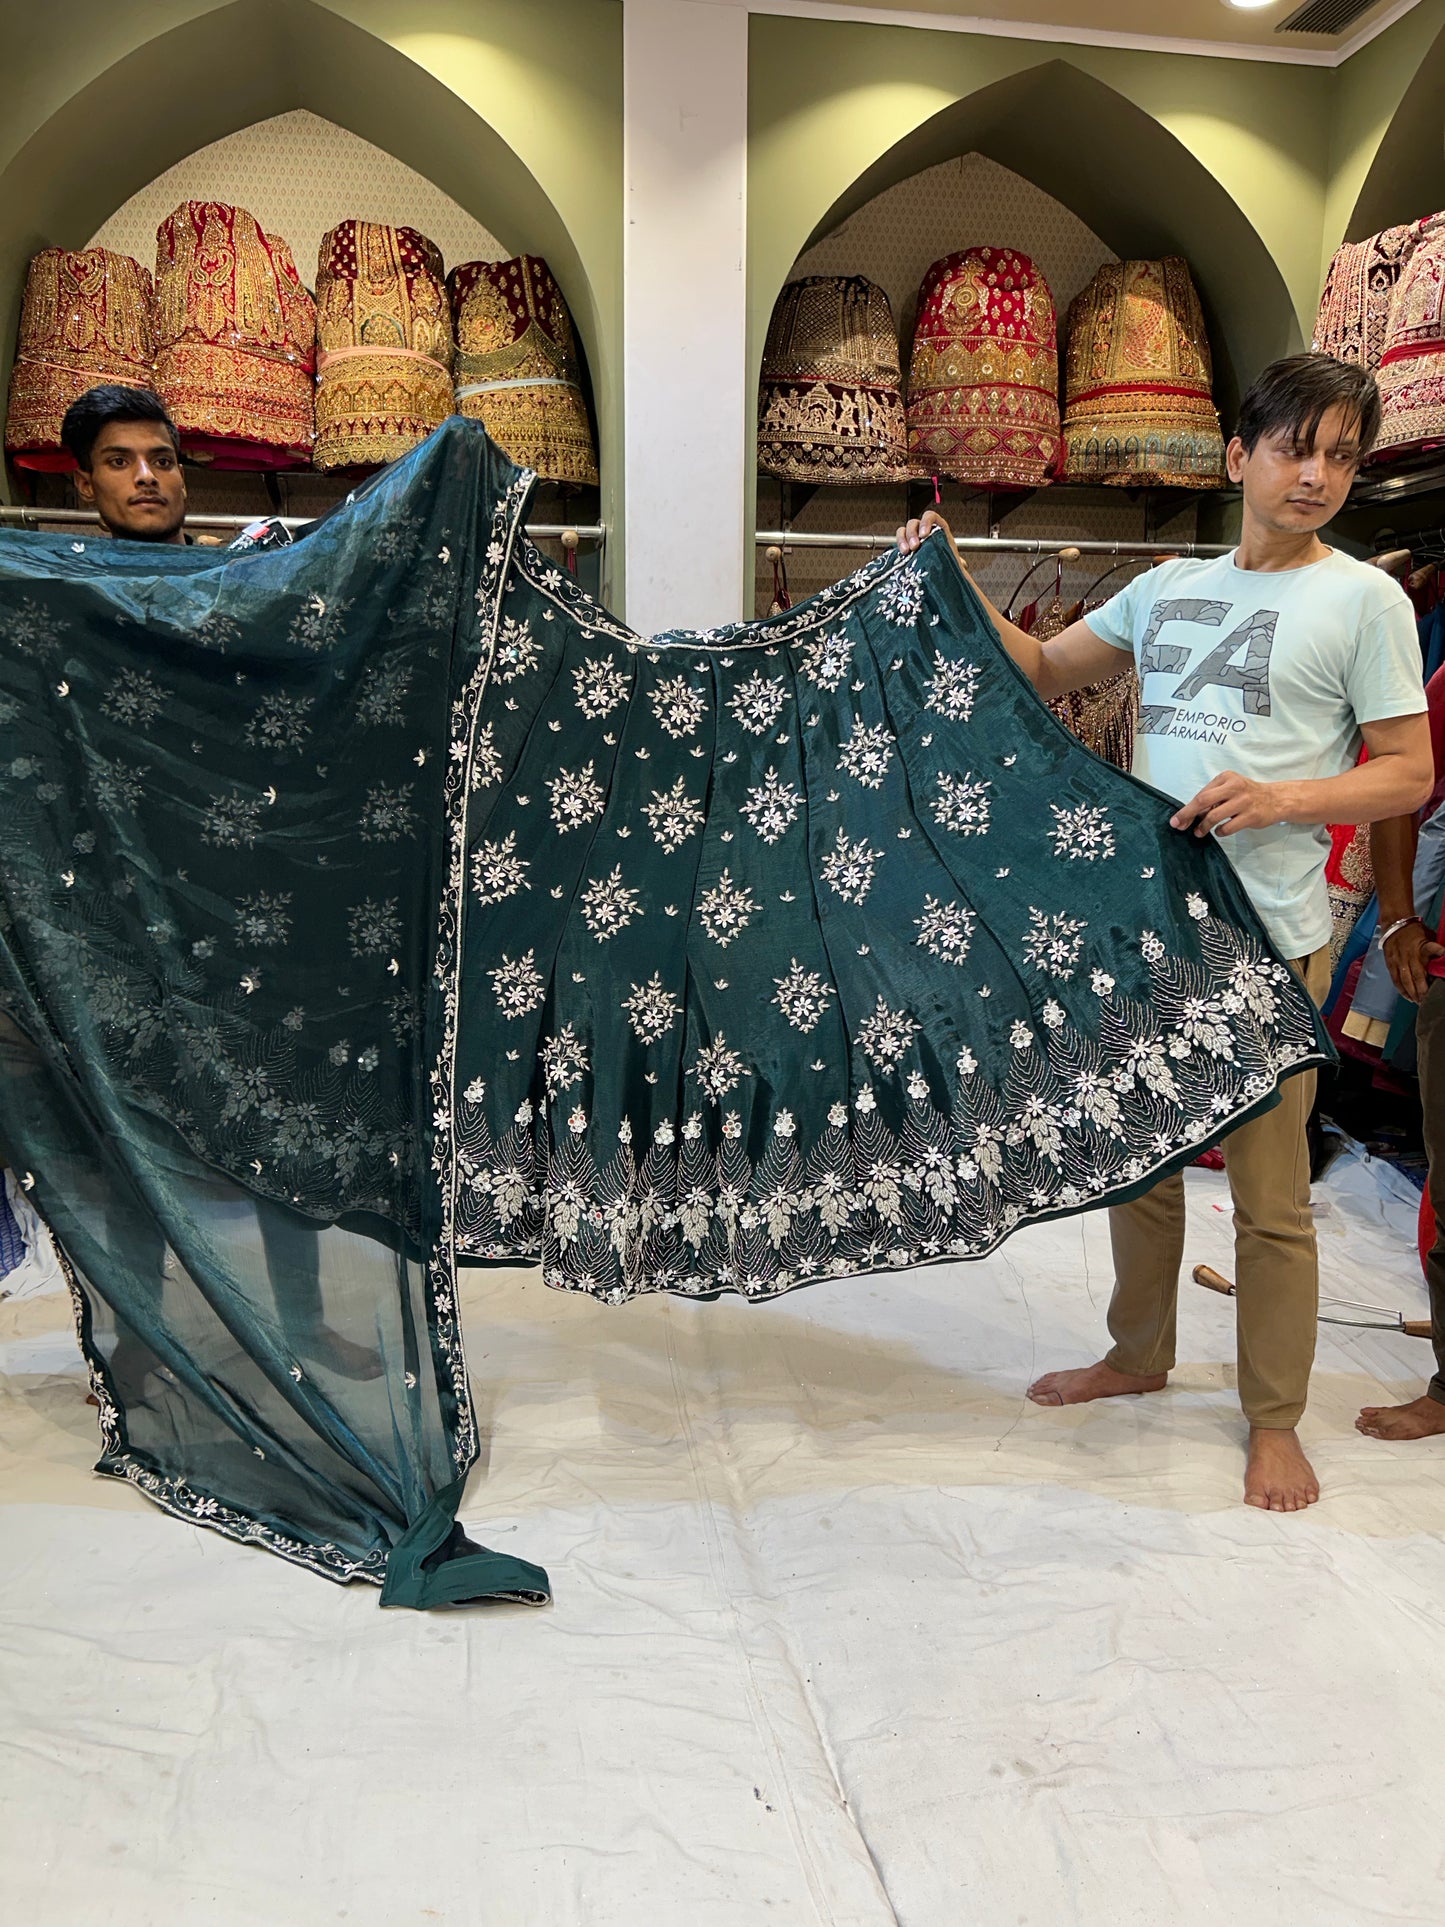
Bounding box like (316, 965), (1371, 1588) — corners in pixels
(3, 1152), (1445, 1925)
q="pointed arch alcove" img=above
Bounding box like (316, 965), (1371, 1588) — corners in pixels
(0, 0), (622, 585)
(753, 57), (1301, 437)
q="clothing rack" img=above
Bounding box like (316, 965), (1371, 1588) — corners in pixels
(0, 505), (607, 549)
(755, 529), (1231, 557)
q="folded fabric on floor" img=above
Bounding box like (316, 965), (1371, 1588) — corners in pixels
(0, 419), (1330, 1607)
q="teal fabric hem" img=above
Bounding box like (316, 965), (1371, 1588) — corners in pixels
(379, 1479), (551, 1610)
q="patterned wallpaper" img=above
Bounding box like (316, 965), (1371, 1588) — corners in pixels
(89, 110), (506, 287)
(760, 152), (1199, 614)
(794, 151), (1117, 352)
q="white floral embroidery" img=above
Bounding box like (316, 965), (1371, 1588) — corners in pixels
(1140, 929), (1166, 963)
(926, 653), (980, 722)
(289, 593), (351, 651)
(201, 791), (262, 848)
(838, 721), (894, 789)
(1120, 1031), (1180, 1102)
(800, 630), (852, 690)
(644, 776), (705, 852)
(1175, 994), (1237, 1059)
(471, 722), (504, 789)
(359, 782), (417, 842)
(93, 758), (146, 813)
(623, 973), (680, 1043)
(548, 762), (605, 832)
(245, 690), (314, 755)
(581, 866), (642, 941)
(234, 892), (292, 945)
(741, 768), (802, 843)
(572, 656), (628, 718)
(490, 951), (545, 1018)
(1091, 969), (1116, 997)
(932, 771), (992, 836)
(651, 675), (706, 739)
(693, 1036), (750, 1104)
(470, 830), (531, 905)
(356, 657), (413, 727)
(347, 897), (400, 956)
(821, 828), (883, 903)
(101, 668), (165, 729)
(1023, 907), (1087, 978)
(877, 563), (925, 626)
(698, 870), (758, 948)
(1187, 893), (1210, 921)
(1010, 1020), (1035, 1050)
(1049, 801), (1116, 862)
(914, 896), (975, 964)
(542, 1025), (589, 1094)
(729, 672), (786, 736)
(858, 996), (918, 1070)
(494, 615), (541, 681)
(1224, 951), (1285, 1025)
(773, 960), (836, 1033)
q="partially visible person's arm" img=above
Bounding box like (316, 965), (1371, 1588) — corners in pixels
(897, 510), (1124, 699)
(1170, 712), (1435, 841)
(1372, 811), (1444, 1002)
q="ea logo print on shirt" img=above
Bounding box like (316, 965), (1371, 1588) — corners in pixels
(1136, 599), (1278, 743)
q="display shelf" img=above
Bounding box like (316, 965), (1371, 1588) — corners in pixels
(1349, 459), (1445, 509)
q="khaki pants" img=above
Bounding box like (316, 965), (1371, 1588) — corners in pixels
(1104, 946), (1331, 1430)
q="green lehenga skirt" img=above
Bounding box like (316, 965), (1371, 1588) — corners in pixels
(0, 420), (1330, 1607)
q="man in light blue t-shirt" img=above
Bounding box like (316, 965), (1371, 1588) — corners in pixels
(899, 353), (1432, 1514)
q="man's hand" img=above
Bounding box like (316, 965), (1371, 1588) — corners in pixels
(1383, 921), (1445, 1003)
(896, 509), (966, 572)
(1171, 770), (1286, 838)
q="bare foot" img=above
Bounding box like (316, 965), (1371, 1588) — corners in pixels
(1027, 1360), (1168, 1406)
(1244, 1426), (1319, 1511)
(1356, 1395), (1445, 1441)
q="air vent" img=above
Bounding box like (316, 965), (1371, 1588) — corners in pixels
(1277, 0), (1381, 33)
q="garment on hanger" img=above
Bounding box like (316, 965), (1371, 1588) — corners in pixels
(0, 419), (1329, 1606)
(5, 249), (156, 471)
(1374, 225), (1445, 465)
(449, 255), (597, 487)
(314, 221), (452, 470)
(1313, 216), (1445, 371)
(1043, 602), (1139, 770)
(757, 275), (908, 485)
(153, 203), (316, 469)
(906, 248), (1062, 488)
(1062, 259), (1224, 488)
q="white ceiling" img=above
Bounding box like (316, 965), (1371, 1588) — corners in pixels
(753, 0), (1419, 59)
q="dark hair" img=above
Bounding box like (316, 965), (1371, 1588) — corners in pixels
(60, 384), (180, 470)
(1235, 353), (1382, 458)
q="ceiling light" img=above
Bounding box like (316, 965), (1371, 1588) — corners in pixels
(1223, 1), (1278, 11)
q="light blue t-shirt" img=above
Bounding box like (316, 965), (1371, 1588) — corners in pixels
(1087, 548), (1426, 958)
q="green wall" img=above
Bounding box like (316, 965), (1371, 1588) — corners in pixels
(0, 0), (624, 587)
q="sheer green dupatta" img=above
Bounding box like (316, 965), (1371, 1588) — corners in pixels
(0, 420), (548, 1608)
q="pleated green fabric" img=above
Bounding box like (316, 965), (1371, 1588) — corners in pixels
(0, 419), (1332, 1605)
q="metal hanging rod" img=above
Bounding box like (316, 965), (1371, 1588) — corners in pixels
(0, 505), (605, 543)
(755, 529), (1231, 558)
